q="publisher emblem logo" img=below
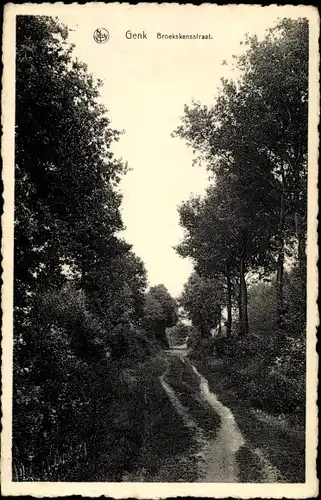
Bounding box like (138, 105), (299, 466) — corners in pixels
(93, 28), (109, 44)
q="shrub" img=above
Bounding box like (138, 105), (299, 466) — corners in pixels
(13, 284), (156, 480)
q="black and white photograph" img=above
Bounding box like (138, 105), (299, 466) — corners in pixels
(1, 3), (319, 498)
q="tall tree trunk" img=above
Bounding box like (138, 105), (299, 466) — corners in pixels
(155, 323), (169, 349)
(293, 147), (307, 282)
(225, 266), (232, 336)
(244, 270), (249, 332)
(238, 278), (242, 331)
(295, 211), (307, 282)
(239, 256), (248, 336)
(298, 225), (306, 273)
(195, 311), (211, 339)
(276, 186), (285, 330)
(217, 304), (222, 336)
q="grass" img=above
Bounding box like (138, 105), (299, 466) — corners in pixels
(165, 356), (221, 440)
(124, 353), (199, 481)
(190, 353), (305, 483)
(63, 351), (199, 482)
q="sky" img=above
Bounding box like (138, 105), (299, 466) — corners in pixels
(57, 5), (296, 297)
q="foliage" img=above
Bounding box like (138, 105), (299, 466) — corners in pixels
(15, 16), (125, 316)
(87, 248), (148, 331)
(198, 264), (306, 420)
(247, 266), (306, 339)
(283, 265), (306, 337)
(166, 322), (193, 347)
(179, 273), (225, 337)
(247, 280), (277, 336)
(176, 172), (278, 334)
(211, 331), (305, 419)
(143, 285), (178, 347)
(174, 18), (308, 333)
(13, 15), (151, 480)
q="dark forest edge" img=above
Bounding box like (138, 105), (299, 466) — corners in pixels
(14, 15), (176, 481)
(13, 15), (307, 481)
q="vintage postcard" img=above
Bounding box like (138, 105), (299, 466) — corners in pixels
(1, 2), (319, 498)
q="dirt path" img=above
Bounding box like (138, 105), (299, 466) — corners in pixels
(123, 348), (283, 482)
(160, 351), (244, 481)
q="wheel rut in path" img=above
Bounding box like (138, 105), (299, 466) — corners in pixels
(161, 353), (244, 482)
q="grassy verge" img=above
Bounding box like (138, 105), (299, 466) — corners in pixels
(190, 353), (305, 483)
(121, 353), (199, 482)
(63, 350), (198, 482)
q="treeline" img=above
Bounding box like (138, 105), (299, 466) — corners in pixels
(14, 16), (177, 480)
(174, 19), (308, 418)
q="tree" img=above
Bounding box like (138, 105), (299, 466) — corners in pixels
(86, 245), (147, 331)
(233, 18), (308, 327)
(176, 194), (234, 336)
(166, 323), (191, 347)
(179, 273), (225, 338)
(247, 280), (277, 336)
(14, 15), (150, 479)
(176, 169), (277, 336)
(143, 285), (178, 347)
(15, 15), (128, 337)
(173, 18), (308, 330)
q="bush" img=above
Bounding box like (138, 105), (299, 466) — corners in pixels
(199, 323), (305, 421)
(13, 284), (156, 480)
(166, 322), (195, 347)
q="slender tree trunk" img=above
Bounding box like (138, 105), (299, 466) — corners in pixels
(298, 224), (306, 282)
(226, 267), (232, 336)
(217, 304), (222, 336)
(195, 311), (210, 339)
(238, 279), (242, 331)
(298, 225), (306, 268)
(244, 271), (249, 332)
(201, 322), (211, 339)
(293, 148), (307, 282)
(276, 186), (285, 330)
(295, 210), (307, 282)
(239, 256), (248, 336)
